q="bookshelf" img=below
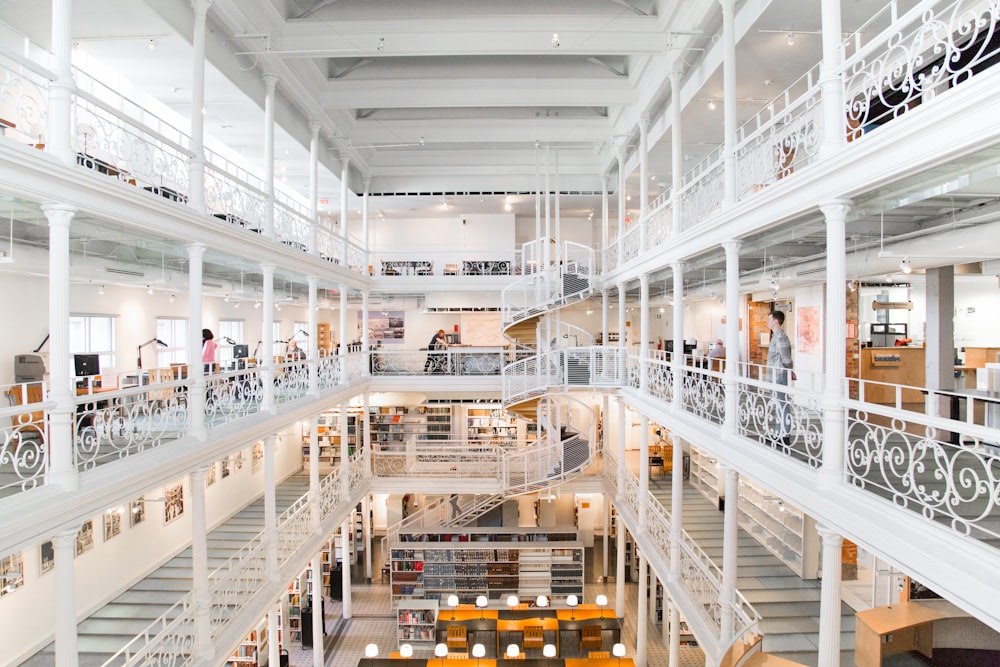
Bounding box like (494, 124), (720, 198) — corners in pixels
(689, 447), (719, 505)
(317, 323), (332, 355)
(302, 410), (359, 466)
(737, 477), (816, 577)
(227, 617), (268, 665)
(466, 407), (519, 446)
(285, 578), (302, 645)
(390, 528), (583, 607)
(425, 405), (452, 440)
(396, 599), (439, 645)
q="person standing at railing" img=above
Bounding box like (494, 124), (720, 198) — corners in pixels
(766, 311), (796, 446)
(424, 329), (448, 373)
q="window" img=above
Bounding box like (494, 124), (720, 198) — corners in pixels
(156, 318), (189, 366)
(273, 322), (283, 346)
(293, 321), (311, 353)
(69, 314), (117, 371)
(218, 319), (244, 364)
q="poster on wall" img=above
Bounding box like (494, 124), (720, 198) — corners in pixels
(164, 482), (184, 524)
(797, 305), (820, 355)
(363, 310), (405, 345)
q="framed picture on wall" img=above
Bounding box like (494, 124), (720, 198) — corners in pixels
(130, 498), (146, 527)
(164, 483), (184, 524)
(103, 508), (123, 542)
(76, 520), (95, 556)
(252, 441), (263, 474)
(232, 450), (245, 470)
(220, 458), (231, 479)
(205, 462), (217, 487)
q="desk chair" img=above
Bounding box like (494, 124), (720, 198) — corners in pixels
(446, 624), (468, 650)
(456, 604), (475, 610)
(523, 625), (544, 650)
(446, 653), (468, 660)
(5, 383), (45, 442)
(588, 651), (611, 659)
(580, 625), (603, 651)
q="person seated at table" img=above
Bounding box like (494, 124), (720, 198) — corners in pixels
(709, 338), (726, 359)
(424, 329), (448, 373)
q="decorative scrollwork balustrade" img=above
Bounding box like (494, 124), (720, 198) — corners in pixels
(846, 403), (1000, 546)
(736, 367), (824, 469)
(0, 396), (48, 494)
(274, 196), (313, 253)
(681, 364), (726, 425)
(645, 355), (674, 404)
(100, 594), (195, 667)
(679, 150), (725, 231)
(0, 50), (50, 146)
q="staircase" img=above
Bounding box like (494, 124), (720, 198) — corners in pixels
(23, 473), (311, 667)
(650, 477), (856, 667)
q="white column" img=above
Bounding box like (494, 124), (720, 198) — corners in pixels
(719, 466), (739, 642)
(554, 145), (561, 247)
(720, 0), (737, 209)
(601, 289), (610, 346)
(615, 516), (626, 619)
(263, 73), (278, 239)
(264, 436), (279, 581)
(669, 71), (683, 238)
(362, 392), (372, 452)
(602, 494), (610, 581)
(311, 551), (325, 667)
(926, 266), (956, 425)
(362, 495), (373, 583)
(723, 241), (742, 437)
(617, 282), (627, 351)
(361, 177), (371, 261)
(187, 0), (212, 213)
(820, 201), (851, 482)
(310, 419), (321, 532)
(617, 397), (627, 503)
(47, 0), (74, 164)
(638, 116), (649, 252)
(819, 0), (846, 159)
(43, 205), (76, 490)
(816, 526), (844, 667)
(267, 601), (280, 667)
(260, 264), (276, 413)
(53, 528), (79, 667)
(639, 274), (649, 393)
(616, 148), (626, 267)
(638, 415), (649, 531)
(668, 601), (681, 667)
(341, 520), (353, 618)
(308, 121), (321, 254)
(339, 287), (348, 384)
(308, 277), (319, 396)
(340, 157), (350, 264)
(672, 263), (685, 410)
(361, 291), (370, 363)
(636, 551), (648, 667)
(191, 467), (212, 661)
(544, 144), (552, 267)
(670, 436), (684, 578)
(601, 174), (609, 271)
(187, 243), (207, 440)
(341, 403), (350, 496)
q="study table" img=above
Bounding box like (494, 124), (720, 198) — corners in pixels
(854, 599), (965, 667)
(363, 660), (635, 666)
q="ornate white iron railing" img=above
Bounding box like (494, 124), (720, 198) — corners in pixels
(0, 42), (51, 146)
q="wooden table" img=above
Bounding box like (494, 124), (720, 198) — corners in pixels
(854, 600), (963, 667)
(564, 659), (635, 667)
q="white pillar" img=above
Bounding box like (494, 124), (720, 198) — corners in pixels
(361, 291), (370, 363)
(819, 0), (846, 159)
(263, 73), (278, 239)
(361, 177), (371, 261)
(308, 121), (321, 254)
(311, 551), (324, 667)
(544, 144), (552, 267)
(264, 436), (279, 582)
(820, 201), (851, 483)
(187, 0), (212, 213)
(639, 273), (650, 394)
(638, 116), (649, 252)
(639, 415), (649, 530)
(668, 601), (681, 667)
(260, 264), (276, 413)
(341, 520), (353, 618)
(308, 277), (319, 396)
(267, 602), (280, 667)
(720, 0), (737, 209)
(339, 287), (349, 384)
(187, 243), (207, 440)
(926, 266), (956, 421)
(617, 282), (627, 351)
(554, 145), (561, 247)
(362, 495), (373, 583)
(191, 467), (212, 661)
(669, 71), (683, 238)
(615, 516), (626, 619)
(636, 550), (648, 667)
(616, 149), (626, 267)
(601, 174), (609, 271)
(43, 205), (76, 490)
(310, 419), (321, 532)
(723, 241), (742, 437)
(617, 398), (627, 502)
(672, 263), (685, 409)
(601, 289), (610, 347)
(602, 494), (610, 581)
(816, 526), (844, 667)
(670, 436), (684, 578)
(340, 157), (350, 265)
(47, 0), (74, 164)
(53, 528), (79, 667)
(719, 466), (739, 642)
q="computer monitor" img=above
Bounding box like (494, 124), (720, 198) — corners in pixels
(445, 333), (461, 345)
(233, 344), (249, 359)
(74, 353), (101, 377)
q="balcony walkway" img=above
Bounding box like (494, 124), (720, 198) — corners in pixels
(21, 472), (311, 667)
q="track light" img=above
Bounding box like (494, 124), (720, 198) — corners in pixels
(847, 280), (856, 292)
(551, 32), (560, 47)
(899, 257), (912, 274)
(707, 99), (717, 111)
(146, 284), (154, 295)
(786, 32), (795, 46)
(148, 38), (157, 50)
(97, 284), (105, 295)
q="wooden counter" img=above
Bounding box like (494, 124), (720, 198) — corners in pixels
(854, 599), (965, 667)
(859, 347), (925, 405)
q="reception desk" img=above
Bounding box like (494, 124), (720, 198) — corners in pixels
(854, 599), (970, 667)
(859, 347), (926, 405)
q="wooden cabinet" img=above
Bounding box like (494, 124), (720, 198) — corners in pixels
(396, 599), (439, 644)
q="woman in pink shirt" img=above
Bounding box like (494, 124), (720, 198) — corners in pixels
(202, 328), (217, 374)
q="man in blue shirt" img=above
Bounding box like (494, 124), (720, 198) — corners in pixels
(766, 311), (794, 445)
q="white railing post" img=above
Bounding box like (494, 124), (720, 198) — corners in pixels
(820, 201), (851, 484)
(48, 0), (74, 165)
(723, 241), (741, 437)
(720, 0), (737, 210)
(53, 527), (79, 667)
(819, 0), (846, 159)
(187, 243), (207, 440)
(191, 466), (213, 662)
(308, 277), (319, 396)
(639, 116), (649, 253)
(640, 273), (650, 394)
(187, 0), (211, 214)
(308, 121), (321, 254)
(816, 526), (844, 667)
(263, 73), (277, 239)
(671, 263), (685, 410)
(669, 70), (683, 238)
(260, 263), (276, 414)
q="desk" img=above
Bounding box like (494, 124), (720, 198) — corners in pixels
(556, 617), (622, 649)
(496, 617), (560, 655)
(854, 600), (963, 667)
(564, 660), (635, 667)
(363, 659), (634, 667)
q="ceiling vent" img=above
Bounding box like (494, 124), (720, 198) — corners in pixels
(105, 267), (145, 277)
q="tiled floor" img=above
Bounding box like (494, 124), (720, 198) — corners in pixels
(285, 541), (705, 667)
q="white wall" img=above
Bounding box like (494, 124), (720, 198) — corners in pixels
(0, 435), (302, 664)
